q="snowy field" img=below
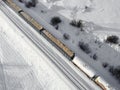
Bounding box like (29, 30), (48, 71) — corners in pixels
(13, 0), (120, 89)
(0, 10), (78, 90)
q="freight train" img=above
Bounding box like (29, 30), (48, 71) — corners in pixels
(3, 0), (114, 90)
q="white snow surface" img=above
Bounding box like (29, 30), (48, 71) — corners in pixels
(41, 0), (120, 29)
(0, 10), (77, 90)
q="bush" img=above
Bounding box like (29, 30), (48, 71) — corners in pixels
(109, 66), (114, 75)
(70, 20), (83, 28)
(92, 54), (98, 60)
(41, 10), (44, 13)
(50, 17), (61, 26)
(106, 35), (119, 44)
(31, 0), (36, 7)
(63, 33), (70, 40)
(114, 66), (120, 79)
(25, 0), (36, 8)
(102, 62), (108, 68)
(19, 0), (23, 3)
(25, 1), (32, 8)
(79, 42), (91, 54)
(109, 66), (120, 82)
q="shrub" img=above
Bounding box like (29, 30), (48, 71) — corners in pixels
(25, 0), (36, 8)
(63, 33), (70, 40)
(109, 66), (114, 75)
(78, 42), (91, 54)
(102, 62), (108, 68)
(31, 0), (36, 7)
(114, 66), (120, 79)
(70, 20), (83, 28)
(41, 10), (44, 13)
(19, 0), (23, 3)
(50, 17), (61, 26)
(108, 66), (120, 83)
(93, 54), (97, 60)
(109, 66), (120, 82)
(25, 1), (32, 8)
(106, 35), (119, 44)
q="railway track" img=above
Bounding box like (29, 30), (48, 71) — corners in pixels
(0, 1), (101, 90)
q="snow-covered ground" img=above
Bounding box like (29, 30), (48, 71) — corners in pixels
(41, 0), (120, 29)
(11, 0), (120, 89)
(0, 10), (78, 90)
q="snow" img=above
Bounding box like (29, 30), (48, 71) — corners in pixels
(0, 10), (77, 90)
(45, 0), (120, 29)
(7, 0), (120, 89)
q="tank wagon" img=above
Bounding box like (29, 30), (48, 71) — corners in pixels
(72, 56), (115, 90)
(72, 56), (96, 78)
(4, 0), (114, 89)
